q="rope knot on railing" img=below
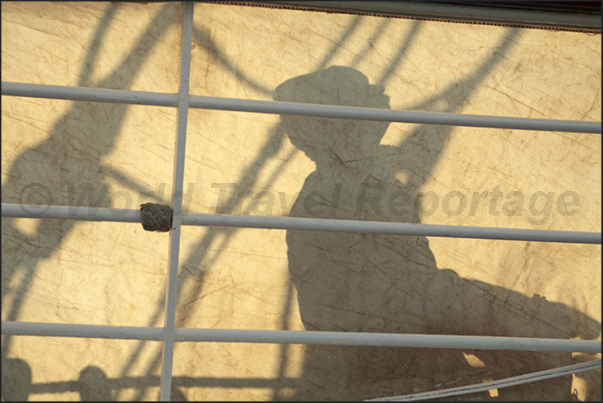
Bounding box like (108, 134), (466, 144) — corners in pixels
(140, 203), (172, 232)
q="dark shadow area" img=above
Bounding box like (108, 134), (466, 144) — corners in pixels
(74, 366), (113, 401)
(3, 361), (306, 401)
(273, 42), (601, 400)
(1, 363), (190, 401)
(1, 358), (31, 401)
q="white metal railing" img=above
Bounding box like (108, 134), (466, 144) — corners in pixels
(2, 204), (601, 244)
(1, 2), (601, 401)
(158, 1), (194, 399)
(2, 321), (600, 353)
(2, 81), (601, 133)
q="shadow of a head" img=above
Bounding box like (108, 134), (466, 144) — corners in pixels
(273, 66), (391, 164)
(75, 365), (112, 401)
(1, 358), (32, 401)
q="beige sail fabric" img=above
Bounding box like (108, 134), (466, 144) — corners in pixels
(1, 1), (600, 401)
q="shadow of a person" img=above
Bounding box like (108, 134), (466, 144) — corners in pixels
(274, 66), (600, 401)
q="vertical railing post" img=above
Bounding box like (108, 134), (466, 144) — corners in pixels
(159, 1), (194, 401)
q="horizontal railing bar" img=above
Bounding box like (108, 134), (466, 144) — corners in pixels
(1, 81), (178, 106)
(2, 82), (600, 133)
(2, 322), (600, 353)
(2, 204), (600, 244)
(175, 329), (601, 353)
(1, 203), (141, 223)
(187, 96), (601, 133)
(180, 213), (601, 244)
(1, 321), (164, 340)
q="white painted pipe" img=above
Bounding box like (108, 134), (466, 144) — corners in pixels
(175, 329), (601, 353)
(2, 81), (600, 133)
(2, 322), (600, 353)
(1, 321), (164, 340)
(187, 95), (601, 133)
(160, 2), (195, 401)
(2, 204), (600, 244)
(1, 81), (178, 106)
(1, 203), (141, 223)
(181, 212), (602, 244)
